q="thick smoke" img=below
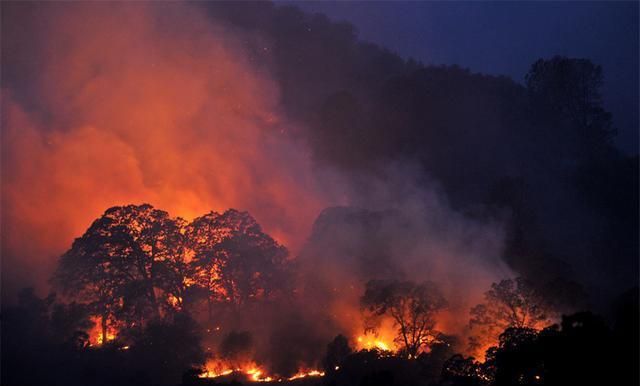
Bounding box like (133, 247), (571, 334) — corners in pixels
(1, 2), (337, 298)
(193, 164), (511, 373)
(295, 165), (511, 354)
(198, 2), (637, 299)
(1, 2), (514, 372)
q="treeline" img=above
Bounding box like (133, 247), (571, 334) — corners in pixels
(2, 266), (637, 385)
(318, 290), (638, 386)
(2, 204), (293, 385)
(53, 204), (292, 343)
(200, 2), (638, 297)
(2, 287), (206, 386)
(2, 2), (638, 385)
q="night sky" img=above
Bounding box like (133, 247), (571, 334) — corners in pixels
(280, 1), (639, 154)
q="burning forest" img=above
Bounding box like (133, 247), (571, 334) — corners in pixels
(1, 2), (638, 386)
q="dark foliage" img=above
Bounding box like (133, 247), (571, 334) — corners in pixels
(469, 278), (551, 352)
(200, 2), (638, 298)
(1, 289), (206, 386)
(2, 288), (638, 386)
(186, 209), (292, 309)
(445, 303), (639, 386)
(323, 335), (353, 374)
(53, 205), (291, 343)
(124, 314), (206, 385)
(321, 300), (638, 386)
(361, 280), (447, 358)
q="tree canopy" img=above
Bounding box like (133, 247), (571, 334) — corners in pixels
(53, 204), (291, 341)
(361, 280), (447, 358)
(469, 277), (552, 353)
(186, 210), (290, 305)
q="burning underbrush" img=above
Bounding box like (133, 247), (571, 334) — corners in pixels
(2, 202), (623, 386)
(27, 203), (573, 385)
(198, 357), (325, 383)
(194, 321), (398, 382)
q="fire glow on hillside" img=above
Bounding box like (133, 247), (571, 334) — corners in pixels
(197, 359), (325, 383)
(4, 3), (635, 386)
(48, 203), (511, 380)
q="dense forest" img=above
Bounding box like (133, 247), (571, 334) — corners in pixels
(2, 205), (637, 385)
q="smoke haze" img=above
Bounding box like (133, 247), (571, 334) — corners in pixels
(2, 2), (337, 297)
(2, 1), (636, 358)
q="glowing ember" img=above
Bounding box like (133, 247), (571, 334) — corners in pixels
(246, 368), (273, 382)
(352, 315), (398, 353)
(199, 360), (324, 383)
(288, 370), (325, 380)
(87, 316), (116, 346)
(199, 367), (234, 379)
(357, 335), (391, 351)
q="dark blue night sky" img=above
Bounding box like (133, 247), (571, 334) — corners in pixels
(281, 1), (639, 153)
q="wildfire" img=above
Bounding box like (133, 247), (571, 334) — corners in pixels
(87, 316), (117, 346)
(354, 319), (397, 352)
(352, 315), (398, 352)
(199, 360), (324, 383)
(356, 334), (391, 351)
(287, 370), (325, 380)
(246, 367), (273, 382)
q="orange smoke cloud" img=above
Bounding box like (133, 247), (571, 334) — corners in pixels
(1, 2), (335, 297)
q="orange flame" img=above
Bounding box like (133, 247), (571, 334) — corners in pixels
(1, 1), (336, 300)
(287, 369), (325, 381)
(87, 317), (117, 346)
(199, 359), (324, 383)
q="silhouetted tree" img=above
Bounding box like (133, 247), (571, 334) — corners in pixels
(187, 210), (290, 306)
(53, 204), (188, 341)
(526, 56), (615, 160)
(1, 288), (95, 386)
(361, 280), (447, 358)
(416, 334), (458, 383)
(612, 287), (640, 386)
(481, 327), (541, 385)
(469, 277), (551, 352)
(323, 334), (353, 373)
(126, 313), (206, 386)
(50, 301), (94, 349)
(479, 312), (620, 386)
(441, 354), (488, 385)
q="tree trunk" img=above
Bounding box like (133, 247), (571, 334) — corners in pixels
(101, 314), (108, 344)
(149, 285), (160, 318)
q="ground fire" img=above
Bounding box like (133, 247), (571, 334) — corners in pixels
(47, 204), (552, 383)
(5, 200), (634, 386)
(197, 359), (325, 383)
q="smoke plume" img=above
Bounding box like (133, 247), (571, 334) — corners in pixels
(1, 2), (337, 297)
